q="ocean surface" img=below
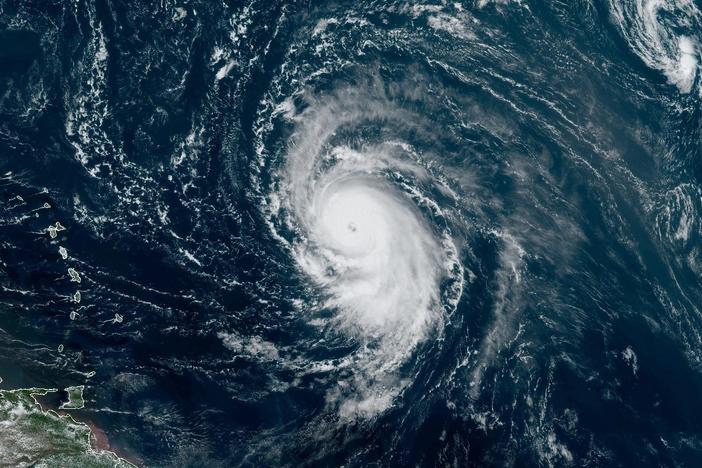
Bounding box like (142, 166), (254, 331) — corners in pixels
(1, 0), (702, 466)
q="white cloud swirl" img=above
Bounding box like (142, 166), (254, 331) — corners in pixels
(267, 87), (463, 418)
(610, 0), (702, 95)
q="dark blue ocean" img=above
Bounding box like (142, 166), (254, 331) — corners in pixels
(1, 0), (702, 466)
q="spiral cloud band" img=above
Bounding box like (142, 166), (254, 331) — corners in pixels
(265, 89), (463, 417)
(610, 0), (702, 95)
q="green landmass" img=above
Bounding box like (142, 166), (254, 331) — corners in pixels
(60, 385), (85, 410)
(0, 387), (135, 467)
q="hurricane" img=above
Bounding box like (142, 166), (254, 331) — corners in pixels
(2, 0), (702, 467)
(262, 87), (463, 417)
